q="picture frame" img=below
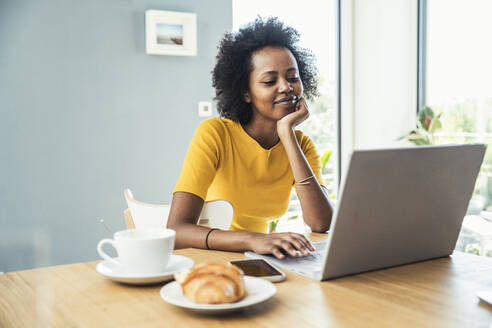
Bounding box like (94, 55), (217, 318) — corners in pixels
(145, 10), (197, 56)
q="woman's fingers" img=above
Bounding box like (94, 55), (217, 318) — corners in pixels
(295, 98), (302, 111)
(279, 240), (298, 257)
(258, 233), (315, 259)
(271, 247), (286, 259)
(290, 232), (315, 252)
(297, 98), (308, 112)
(287, 236), (311, 256)
(295, 99), (309, 122)
(277, 98), (309, 130)
(273, 233), (314, 257)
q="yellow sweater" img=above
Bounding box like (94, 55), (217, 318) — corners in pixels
(174, 118), (324, 233)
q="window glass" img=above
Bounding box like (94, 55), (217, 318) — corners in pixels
(426, 0), (492, 256)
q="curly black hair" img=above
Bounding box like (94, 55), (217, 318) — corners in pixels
(212, 17), (319, 125)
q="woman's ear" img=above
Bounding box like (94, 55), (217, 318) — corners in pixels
(243, 91), (251, 103)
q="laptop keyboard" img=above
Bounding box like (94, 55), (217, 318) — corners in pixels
(244, 240), (329, 276)
(287, 240), (328, 265)
(293, 250), (325, 263)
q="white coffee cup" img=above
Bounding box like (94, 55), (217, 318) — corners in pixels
(97, 228), (175, 274)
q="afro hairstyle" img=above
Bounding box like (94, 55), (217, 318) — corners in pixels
(212, 17), (319, 125)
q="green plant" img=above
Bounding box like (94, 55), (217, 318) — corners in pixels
(465, 243), (481, 255)
(321, 150), (332, 171)
(268, 220), (278, 233)
(400, 106), (442, 145)
(287, 215), (298, 221)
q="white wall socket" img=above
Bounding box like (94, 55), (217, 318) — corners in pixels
(198, 101), (212, 117)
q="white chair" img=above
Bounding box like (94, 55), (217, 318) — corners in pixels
(123, 188), (233, 230)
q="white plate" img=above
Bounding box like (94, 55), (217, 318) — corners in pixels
(96, 254), (194, 285)
(160, 276), (276, 313)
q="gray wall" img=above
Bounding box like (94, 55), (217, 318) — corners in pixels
(0, 0), (232, 271)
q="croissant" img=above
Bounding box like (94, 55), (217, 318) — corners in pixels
(174, 262), (247, 304)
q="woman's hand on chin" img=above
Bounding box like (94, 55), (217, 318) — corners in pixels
(277, 98), (310, 137)
(250, 232), (315, 260)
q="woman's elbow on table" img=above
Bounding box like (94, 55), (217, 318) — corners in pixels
(308, 216), (332, 233)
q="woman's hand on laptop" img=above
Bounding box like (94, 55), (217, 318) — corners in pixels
(251, 232), (314, 259)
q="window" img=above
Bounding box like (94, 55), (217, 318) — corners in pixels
(422, 0), (492, 256)
(233, 0), (339, 214)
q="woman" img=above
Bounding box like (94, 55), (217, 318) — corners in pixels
(167, 17), (333, 259)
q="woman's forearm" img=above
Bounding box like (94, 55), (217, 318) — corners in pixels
(169, 221), (314, 259)
(278, 128), (333, 232)
(168, 222), (257, 251)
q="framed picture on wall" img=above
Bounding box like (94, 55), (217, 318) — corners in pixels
(145, 10), (197, 56)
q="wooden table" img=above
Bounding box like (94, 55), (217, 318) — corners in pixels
(1, 233), (492, 327)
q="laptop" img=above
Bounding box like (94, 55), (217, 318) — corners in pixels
(245, 144), (486, 280)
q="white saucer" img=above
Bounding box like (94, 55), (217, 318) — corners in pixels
(160, 276), (276, 313)
(96, 254), (194, 285)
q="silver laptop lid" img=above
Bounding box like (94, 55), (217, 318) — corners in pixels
(321, 144), (486, 280)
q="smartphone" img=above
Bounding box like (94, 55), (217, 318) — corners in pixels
(230, 259), (286, 282)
